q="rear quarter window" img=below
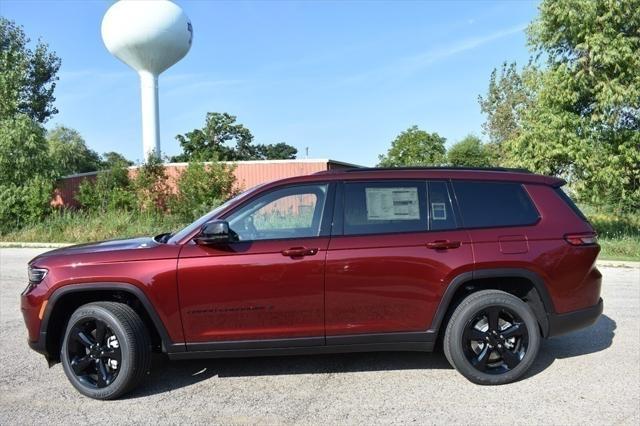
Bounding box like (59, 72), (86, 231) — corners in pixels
(452, 181), (539, 228)
(554, 187), (589, 222)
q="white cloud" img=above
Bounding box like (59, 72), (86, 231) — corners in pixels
(340, 23), (527, 85)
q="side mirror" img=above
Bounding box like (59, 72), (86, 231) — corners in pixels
(194, 220), (231, 245)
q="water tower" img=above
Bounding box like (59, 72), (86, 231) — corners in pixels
(101, 0), (193, 160)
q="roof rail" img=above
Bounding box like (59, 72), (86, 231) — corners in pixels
(340, 166), (532, 173)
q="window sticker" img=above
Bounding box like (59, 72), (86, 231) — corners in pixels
(365, 187), (420, 220)
(432, 202), (447, 220)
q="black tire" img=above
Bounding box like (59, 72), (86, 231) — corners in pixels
(443, 290), (540, 385)
(60, 302), (151, 400)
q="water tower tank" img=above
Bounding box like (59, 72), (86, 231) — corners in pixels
(101, 0), (193, 160)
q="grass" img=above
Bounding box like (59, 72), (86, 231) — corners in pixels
(0, 210), (188, 244)
(586, 211), (640, 261)
(1, 207), (638, 261)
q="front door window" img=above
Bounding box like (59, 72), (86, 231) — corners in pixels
(227, 184), (329, 241)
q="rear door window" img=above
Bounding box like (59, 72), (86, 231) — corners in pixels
(343, 181), (427, 235)
(452, 181), (539, 228)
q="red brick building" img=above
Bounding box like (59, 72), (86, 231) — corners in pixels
(52, 159), (360, 208)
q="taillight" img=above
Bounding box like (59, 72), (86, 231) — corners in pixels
(564, 232), (598, 246)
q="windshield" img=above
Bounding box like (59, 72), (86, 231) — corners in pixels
(166, 186), (260, 244)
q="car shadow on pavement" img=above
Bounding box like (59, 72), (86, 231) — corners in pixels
(126, 314), (616, 398)
(127, 350), (453, 398)
(525, 314), (616, 379)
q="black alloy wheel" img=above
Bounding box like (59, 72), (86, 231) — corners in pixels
(461, 306), (528, 374)
(66, 318), (122, 388)
(444, 290), (540, 385)
(61, 302), (151, 400)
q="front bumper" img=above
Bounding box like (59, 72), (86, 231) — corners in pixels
(547, 298), (603, 337)
(28, 332), (48, 356)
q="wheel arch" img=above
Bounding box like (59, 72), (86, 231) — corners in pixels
(429, 268), (555, 339)
(41, 282), (181, 364)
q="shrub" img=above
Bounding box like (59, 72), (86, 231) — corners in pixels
(132, 154), (173, 213)
(0, 176), (53, 234)
(76, 160), (135, 212)
(171, 160), (237, 221)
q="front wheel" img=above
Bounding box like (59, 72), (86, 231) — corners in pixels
(60, 301), (151, 399)
(444, 290), (540, 385)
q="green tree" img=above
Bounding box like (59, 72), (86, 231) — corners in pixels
(478, 63), (539, 168)
(378, 126), (446, 167)
(47, 126), (101, 176)
(174, 112), (297, 161)
(174, 112), (253, 161)
(447, 135), (495, 168)
(504, 0), (640, 211)
(0, 17), (61, 123)
(478, 62), (536, 147)
(170, 161), (237, 221)
(101, 151), (133, 169)
(0, 114), (52, 185)
(255, 142), (297, 160)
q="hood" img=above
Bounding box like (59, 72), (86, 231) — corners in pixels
(29, 237), (160, 265)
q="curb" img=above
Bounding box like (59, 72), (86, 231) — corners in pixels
(596, 259), (640, 269)
(0, 242), (73, 248)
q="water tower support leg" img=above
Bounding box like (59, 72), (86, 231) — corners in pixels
(139, 70), (161, 161)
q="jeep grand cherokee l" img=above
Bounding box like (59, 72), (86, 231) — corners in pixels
(21, 167), (603, 399)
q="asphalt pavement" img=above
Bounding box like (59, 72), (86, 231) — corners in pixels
(1, 248), (638, 425)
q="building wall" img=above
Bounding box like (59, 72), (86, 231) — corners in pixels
(52, 159), (358, 209)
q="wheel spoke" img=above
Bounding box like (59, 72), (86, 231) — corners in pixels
(74, 330), (95, 348)
(487, 308), (500, 332)
(70, 356), (93, 375)
(468, 328), (488, 341)
(497, 346), (520, 369)
(95, 321), (107, 344)
(501, 323), (523, 339)
(96, 360), (110, 387)
(472, 345), (491, 371)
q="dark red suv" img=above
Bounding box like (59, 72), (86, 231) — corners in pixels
(21, 167), (603, 399)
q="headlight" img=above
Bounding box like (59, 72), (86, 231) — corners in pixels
(28, 267), (48, 284)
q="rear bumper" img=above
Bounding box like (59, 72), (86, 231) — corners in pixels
(547, 298), (603, 337)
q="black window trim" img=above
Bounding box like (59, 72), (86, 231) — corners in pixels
(218, 181), (337, 243)
(426, 179), (460, 231)
(449, 179), (542, 230)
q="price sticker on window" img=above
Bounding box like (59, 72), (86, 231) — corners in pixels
(365, 187), (420, 220)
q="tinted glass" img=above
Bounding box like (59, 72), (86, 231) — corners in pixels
(453, 181), (539, 228)
(344, 181), (427, 235)
(428, 181), (457, 230)
(555, 187), (588, 222)
(227, 184), (328, 241)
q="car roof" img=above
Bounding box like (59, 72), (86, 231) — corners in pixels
(261, 167), (565, 188)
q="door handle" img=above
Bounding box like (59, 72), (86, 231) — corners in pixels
(426, 240), (461, 250)
(281, 247), (319, 258)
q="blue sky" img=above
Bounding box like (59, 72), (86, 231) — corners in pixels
(2, 0), (538, 166)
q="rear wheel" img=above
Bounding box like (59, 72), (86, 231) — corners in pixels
(444, 290), (540, 385)
(61, 302), (151, 399)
